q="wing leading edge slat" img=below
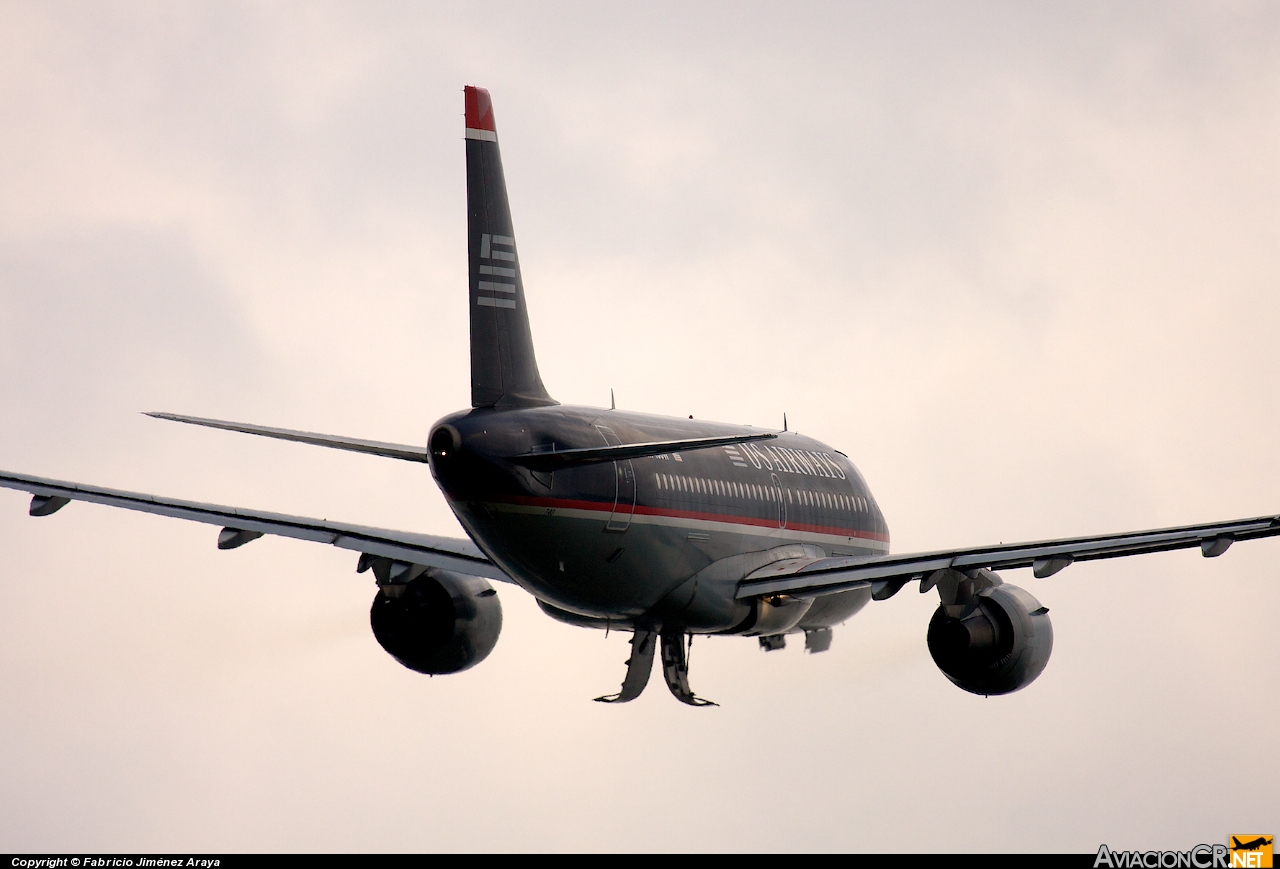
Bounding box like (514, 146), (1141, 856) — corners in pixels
(0, 470), (507, 582)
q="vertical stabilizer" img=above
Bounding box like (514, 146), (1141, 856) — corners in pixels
(465, 86), (556, 409)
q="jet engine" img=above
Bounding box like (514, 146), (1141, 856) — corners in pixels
(370, 570), (502, 675)
(927, 582), (1053, 696)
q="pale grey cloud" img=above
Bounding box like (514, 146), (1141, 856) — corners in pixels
(0, 0), (1276, 852)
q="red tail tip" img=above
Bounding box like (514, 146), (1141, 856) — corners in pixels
(464, 86), (496, 132)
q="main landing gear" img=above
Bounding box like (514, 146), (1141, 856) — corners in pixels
(594, 628), (717, 707)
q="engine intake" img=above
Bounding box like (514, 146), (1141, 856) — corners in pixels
(927, 583), (1053, 696)
(370, 570), (502, 675)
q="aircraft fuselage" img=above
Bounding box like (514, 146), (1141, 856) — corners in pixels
(429, 405), (890, 633)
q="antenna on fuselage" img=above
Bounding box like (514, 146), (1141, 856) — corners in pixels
(610, 388), (615, 410)
(783, 413), (788, 432)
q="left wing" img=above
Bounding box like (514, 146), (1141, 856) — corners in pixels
(737, 512), (1280, 600)
(0, 470), (507, 582)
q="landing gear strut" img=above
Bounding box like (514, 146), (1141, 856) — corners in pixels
(594, 628), (717, 706)
(659, 629), (717, 707)
(594, 629), (656, 703)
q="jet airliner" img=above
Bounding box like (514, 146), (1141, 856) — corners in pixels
(1232, 838), (1273, 853)
(4, 87), (1278, 705)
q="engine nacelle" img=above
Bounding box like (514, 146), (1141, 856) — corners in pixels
(927, 583), (1053, 696)
(370, 570), (502, 675)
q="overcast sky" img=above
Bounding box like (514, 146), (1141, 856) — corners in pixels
(1, 1), (1277, 853)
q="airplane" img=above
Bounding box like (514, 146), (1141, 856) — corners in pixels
(1232, 838), (1273, 852)
(4, 85), (1280, 706)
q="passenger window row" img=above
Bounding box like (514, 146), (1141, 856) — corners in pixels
(654, 473), (869, 513)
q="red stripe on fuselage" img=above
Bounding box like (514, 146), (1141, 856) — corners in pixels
(468, 493), (890, 543)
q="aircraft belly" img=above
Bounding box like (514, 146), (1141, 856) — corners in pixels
(453, 498), (885, 629)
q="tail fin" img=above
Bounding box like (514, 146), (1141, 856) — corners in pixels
(464, 86), (556, 409)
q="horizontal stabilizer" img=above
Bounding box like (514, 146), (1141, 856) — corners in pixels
(146, 412), (428, 463)
(508, 432), (778, 469)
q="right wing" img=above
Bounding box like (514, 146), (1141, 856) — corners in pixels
(0, 470), (507, 582)
(737, 512), (1280, 600)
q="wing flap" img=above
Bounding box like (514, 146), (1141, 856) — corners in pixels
(0, 470), (507, 582)
(737, 514), (1280, 599)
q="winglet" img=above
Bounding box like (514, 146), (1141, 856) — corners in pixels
(464, 86), (497, 141)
